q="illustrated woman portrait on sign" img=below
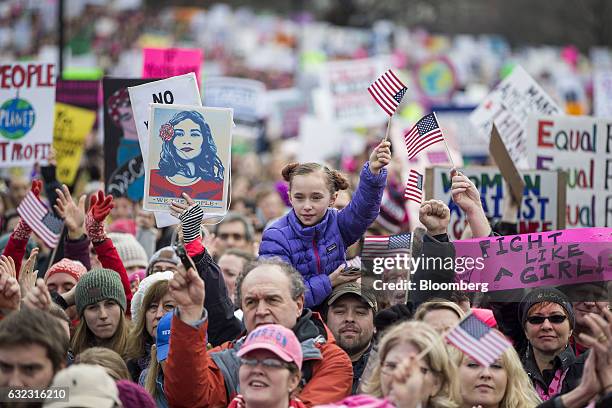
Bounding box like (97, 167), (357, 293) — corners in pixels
(145, 104), (232, 213)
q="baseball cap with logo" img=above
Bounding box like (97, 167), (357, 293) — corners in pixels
(156, 310), (174, 362)
(237, 324), (303, 370)
(327, 282), (378, 313)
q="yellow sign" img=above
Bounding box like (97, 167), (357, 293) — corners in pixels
(53, 103), (96, 184)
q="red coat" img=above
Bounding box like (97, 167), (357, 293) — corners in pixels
(164, 312), (353, 408)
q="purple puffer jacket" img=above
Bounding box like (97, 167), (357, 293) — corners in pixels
(259, 162), (387, 308)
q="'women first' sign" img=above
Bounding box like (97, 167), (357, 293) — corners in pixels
(0, 61), (55, 167)
(144, 104), (231, 214)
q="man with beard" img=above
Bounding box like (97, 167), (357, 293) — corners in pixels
(325, 282), (377, 394)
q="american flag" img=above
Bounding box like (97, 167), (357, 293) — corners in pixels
(361, 233), (412, 260)
(404, 113), (445, 160)
(446, 313), (512, 367)
(367, 70), (407, 116)
(17, 191), (64, 248)
(404, 170), (424, 204)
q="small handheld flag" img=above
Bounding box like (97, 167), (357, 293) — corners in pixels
(446, 313), (512, 367)
(17, 192), (64, 248)
(368, 70), (407, 116)
(361, 233), (412, 260)
(404, 113), (445, 160)
(404, 170), (424, 204)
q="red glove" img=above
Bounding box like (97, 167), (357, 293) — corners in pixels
(85, 190), (114, 243)
(14, 180), (44, 240)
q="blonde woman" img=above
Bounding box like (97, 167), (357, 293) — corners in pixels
(75, 347), (131, 381)
(71, 269), (131, 359)
(458, 346), (541, 408)
(361, 321), (459, 408)
(414, 299), (465, 335)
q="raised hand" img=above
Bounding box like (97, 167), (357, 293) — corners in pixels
(85, 190), (114, 243)
(579, 307), (612, 392)
(419, 199), (450, 236)
(0, 255), (16, 279)
(450, 169), (491, 237)
(0, 271), (21, 311)
(329, 264), (360, 288)
(389, 355), (427, 408)
(369, 141), (392, 175)
(13, 180), (44, 240)
(55, 184), (86, 239)
(170, 193), (204, 244)
(168, 264), (205, 324)
(23, 278), (53, 311)
(18, 248), (39, 297)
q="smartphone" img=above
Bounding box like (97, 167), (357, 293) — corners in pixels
(175, 244), (196, 271)
(342, 266), (361, 275)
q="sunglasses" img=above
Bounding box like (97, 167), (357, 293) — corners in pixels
(239, 357), (291, 370)
(526, 315), (567, 325)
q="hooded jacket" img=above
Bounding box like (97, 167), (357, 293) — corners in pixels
(259, 163), (387, 308)
(164, 310), (353, 408)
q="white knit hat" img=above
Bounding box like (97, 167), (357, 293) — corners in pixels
(108, 232), (148, 270)
(130, 271), (174, 322)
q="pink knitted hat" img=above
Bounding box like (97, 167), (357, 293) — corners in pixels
(44, 258), (87, 283)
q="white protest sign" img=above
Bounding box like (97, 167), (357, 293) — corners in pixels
(469, 66), (561, 169)
(318, 57), (389, 129)
(0, 61), (56, 167)
(128, 73), (202, 227)
(594, 70), (612, 118)
(527, 114), (612, 228)
(203, 77), (266, 123)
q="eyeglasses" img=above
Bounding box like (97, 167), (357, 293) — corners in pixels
(219, 233), (246, 241)
(381, 361), (430, 376)
(526, 315), (567, 325)
(239, 358), (291, 370)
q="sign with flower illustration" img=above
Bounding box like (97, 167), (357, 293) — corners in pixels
(143, 104), (232, 214)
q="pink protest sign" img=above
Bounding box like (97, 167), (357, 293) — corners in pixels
(455, 228), (612, 291)
(142, 48), (203, 88)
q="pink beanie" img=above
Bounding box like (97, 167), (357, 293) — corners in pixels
(44, 258), (87, 283)
(471, 308), (497, 328)
(116, 379), (156, 408)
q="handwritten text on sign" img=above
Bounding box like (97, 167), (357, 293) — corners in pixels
(455, 228), (612, 291)
(527, 115), (612, 228)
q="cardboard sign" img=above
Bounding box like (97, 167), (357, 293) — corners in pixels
(56, 79), (100, 111)
(203, 77), (266, 124)
(0, 61), (55, 167)
(103, 78), (154, 200)
(143, 104), (232, 214)
(489, 124), (525, 205)
(318, 57), (389, 129)
(594, 70), (612, 118)
(53, 103), (96, 184)
(527, 114), (612, 228)
(455, 228), (612, 292)
(142, 47), (203, 88)
(469, 66), (561, 169)
(426, 166), (565, 240)
(128, 73), (203, 227)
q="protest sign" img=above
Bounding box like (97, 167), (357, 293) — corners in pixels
(0, 61), (55, 167)
(266, 88), (308, 138)
(318, 57), (389, 129)
(53, 103), (96, 185)
(489, 124), (525, 205)
(426, 166), (565, 240)
(415, 56), (457, 105)
(143, 104), (232, 215)
(203, 77), (266, 124)
(593, 70), (612, 118)
(455, 228), (612, 292)
(469, 66), (561, 169)
(128, 73), (204, 227)
(56, 80), (100, 112)
(142, 47), (203, 88)
(526, 114), (612, 228)
(103, 78), (154, 200)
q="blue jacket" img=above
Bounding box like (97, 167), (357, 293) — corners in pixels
(259, 162), (387, 307)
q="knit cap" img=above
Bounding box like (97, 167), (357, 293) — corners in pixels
(519, 287), (575, 329)
(44, 258), (87, 283)
(130, 271), (174, 322)
(75, 268), (127, 316)
(146, 246), (180, 275)
(108, 232), (148, 270)
(116, 379), (156, 408)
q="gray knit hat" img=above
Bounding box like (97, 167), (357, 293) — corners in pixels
(519, 287), (575, 329)
(75, 269), (127, 316)
(108, 232), (148, 270)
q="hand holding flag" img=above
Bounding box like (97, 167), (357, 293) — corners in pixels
(17, 190), (64, 249)
(368, 141), (392, 175)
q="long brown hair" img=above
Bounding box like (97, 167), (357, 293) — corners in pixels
(144, 345), (162, 400)
(71, 312), (131, 359)
(126, 280), (170, 360)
